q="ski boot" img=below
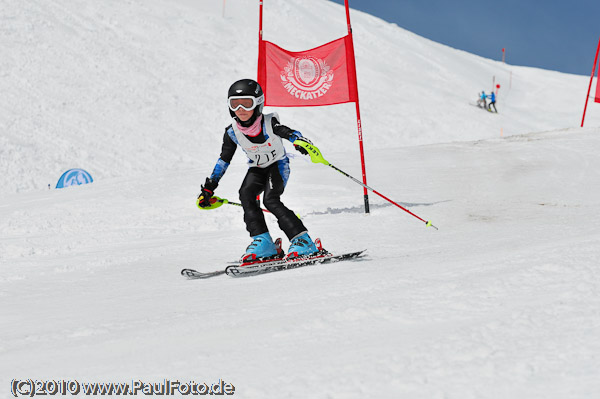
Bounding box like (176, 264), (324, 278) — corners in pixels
(241, 232), (284, 265)
(285, 232), (320, 261)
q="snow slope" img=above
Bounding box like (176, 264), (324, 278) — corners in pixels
(2, 0), (600, 398)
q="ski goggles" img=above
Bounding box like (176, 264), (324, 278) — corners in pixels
(228, 95), (264, 112)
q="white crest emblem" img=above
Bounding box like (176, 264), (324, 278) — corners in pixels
(280, 56), (334, 100)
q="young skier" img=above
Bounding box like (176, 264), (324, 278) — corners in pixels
(197, 79), (319, 263)
(477, 91), (487, 108)
(487, 91), (497, 113)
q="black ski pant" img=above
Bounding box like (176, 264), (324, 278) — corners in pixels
(489, 101), (497, 113)
(239, 161), (306, 239)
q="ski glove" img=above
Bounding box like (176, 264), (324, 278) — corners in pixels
(197, 177), (218, 208)
(294, 137), (313, 156)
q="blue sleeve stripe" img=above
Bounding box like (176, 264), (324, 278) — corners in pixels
(289, 131), (302, 143)
(227, 127), (239, 145)
(210, 159), (230, 182)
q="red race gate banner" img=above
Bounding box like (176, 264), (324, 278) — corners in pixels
(257, 0), (370, 213)
(258, 36), (358, 107)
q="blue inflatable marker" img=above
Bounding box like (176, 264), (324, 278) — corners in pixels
(56, 169), (93, 189)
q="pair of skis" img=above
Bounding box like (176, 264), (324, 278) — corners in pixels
(181, 245), (366, 279)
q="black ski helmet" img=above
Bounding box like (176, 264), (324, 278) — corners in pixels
(227, 79), (264, 125)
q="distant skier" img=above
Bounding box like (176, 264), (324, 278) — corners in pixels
(477, 91), (487, 108)
(197, 79), (319, 262)
(488, 91), (497, 113)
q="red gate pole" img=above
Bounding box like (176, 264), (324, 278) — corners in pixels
(582, 36), (600, 127)
(344, 0), (370, 213)
(258, 0), (264, 80)
(258, 0), (263, 39)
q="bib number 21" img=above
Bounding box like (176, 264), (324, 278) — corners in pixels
(254, 149), (278, 166)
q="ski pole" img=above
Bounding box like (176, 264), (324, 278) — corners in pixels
(196, 196), (271, 213)
(294, 140), (438, 230)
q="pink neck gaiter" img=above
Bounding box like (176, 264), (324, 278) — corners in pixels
(236, 115), (263, 137)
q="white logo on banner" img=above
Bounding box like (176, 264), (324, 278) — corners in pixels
(280, 56), (334, 100)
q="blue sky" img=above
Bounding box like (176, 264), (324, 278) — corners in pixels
(330, 0), (600, 76)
